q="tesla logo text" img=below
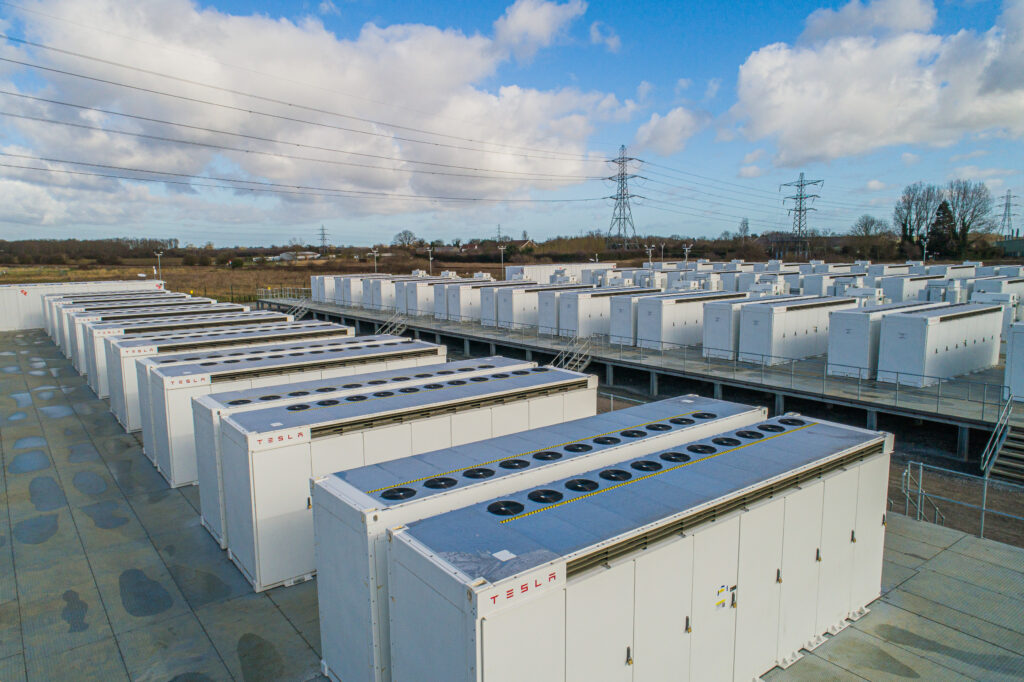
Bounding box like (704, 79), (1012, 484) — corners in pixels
(252, 428), (309, 449)
(168, 376), (209, 386)
(488, 571), (558, 605)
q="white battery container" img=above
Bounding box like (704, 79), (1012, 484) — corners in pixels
(877, 274), (943, 302)
(702, 295), (813, 360)
(608, 291), (682, 345)
(106, 322), (353, 431)
(1005, 323), (1024, 401)
(386, 417), (892, 682)
(876, 303), (1003, 386)
(496, 284), (592, 331)
(738, 297), (858, 365)
(970, 292), (1019, 338)
(50, 291), (180, 349)
(44, 287), (169, 339)
(221, 367), (597, 591)
(313, 396), (766, 682)
(196, 356), (528, 549)
(403, 279), (459, 316)
(1, 279), (164, 332)
(636, 292), (748, 350)
(826, 302), (948, 379)
(558, 287), (661, 338)
(445, 281), (532, 323)
(145, 338), (444, 488)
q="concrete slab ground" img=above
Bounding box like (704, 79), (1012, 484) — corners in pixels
(1, 329), (1023, 681)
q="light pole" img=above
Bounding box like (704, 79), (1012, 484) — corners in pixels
(682, 242), (693, 266)
(426, 246), (433, 275)
(644, 244), (654, 264)
(921, 235), (929, 263)
(367, 248), (379, 273)
(659, 243), (665, 262)
(498, 244), (507, 278)
(154, 251), (163, 281)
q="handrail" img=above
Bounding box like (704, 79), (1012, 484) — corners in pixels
(900, 462), (946, 526)
(982, 396), (1014, 477)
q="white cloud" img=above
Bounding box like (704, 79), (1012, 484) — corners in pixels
(951, 165), (1019, 180)
(738, 165), (766, 178)
(675, 78), (692, 93)
(636, 80), (653, 103)
(950, 149), (989, 162)
(802, 0), (936, 43)
(0, 0), (636, 233)
(634, 107), (704, 156)
(589, 21), (621, 53)
(733, 1), (1024, 165)
(865, 179), (888, 191)
(742, 149), (764, 164)
(495, 0), (587, 60)
(902, 152), (920, 165)
(704, 78), (721, 101)
(318, 0), (340, 16)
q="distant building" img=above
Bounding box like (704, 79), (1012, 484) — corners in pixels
(997, 238), (1024, 258)
(277, 251), (321, 261)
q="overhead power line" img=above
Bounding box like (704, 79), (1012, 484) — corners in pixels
(0, 90), (603, 180)
(0, 151), (610, 204)
(0, 34), (603, 162)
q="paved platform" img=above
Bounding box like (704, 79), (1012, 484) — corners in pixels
(2, 329), (1023, 681)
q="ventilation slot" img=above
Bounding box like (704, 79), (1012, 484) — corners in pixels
(211, 347), (438, 383)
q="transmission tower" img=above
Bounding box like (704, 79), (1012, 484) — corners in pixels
(607, 145), (639, 249)
(999, 190), (1020, 239)
(780, 172), (823, 239)
(318, 225), (329, 252)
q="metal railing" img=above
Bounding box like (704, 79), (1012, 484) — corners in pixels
(901, 462), (946, 525)
(899, 460), (1024, 546)
(982, 397), (1015, 476)
(258, 294), (1011, 424)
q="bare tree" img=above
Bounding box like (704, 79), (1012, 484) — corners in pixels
(946, 180), (995, 257)
(849, 214), (891, 237)
(392, 230), (417, 247)
(737, 218), (750, 239)
(893, 182), (943, 243)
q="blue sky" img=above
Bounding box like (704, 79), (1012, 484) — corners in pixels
(0, 0), (1020, 246)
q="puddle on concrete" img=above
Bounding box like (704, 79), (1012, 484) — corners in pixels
(13, 436), (46, 449)
(13, 514), (58, 544)
(1, 366), (22, 374)
(119, 568), (173, 617)
(81, 501), (129, 529)
(0, 351), (14, 357)
(72, 471), (108, 496)
(237, 632), (285, 682)
(35, 390), (55, 401)
(33, 384), (57, 390)
(28, 370), (48, 377)
(39, 405), (74, 419)
(68, 443), (101, 463)
(8, 450), (51, 473)
(7, 411), (27, 421)
(10, 392), (33, 407)
(29, 476), (66, 511)
(61, 589), (89, 633)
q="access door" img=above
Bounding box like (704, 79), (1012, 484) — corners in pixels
(565, 559), (635, 682)
(776, 481), (824, 664)
(632, 536), (694, 682)
(733, 498), (785, 682)
(689, 516), (741, 682)
(815, 467), (860, 633)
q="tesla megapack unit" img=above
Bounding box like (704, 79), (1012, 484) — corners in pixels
(635, 292), (748, 351)
(44, 288), (168, 339)
(444, 281), (533, 323)
(222, 366), (598, 592)
(366, 276), (426, 311)
(876, 274), (942, 303)
(107, 321), (354, 431)
(738, 297), (858, 365)
(386, 416), (891, 682)
(557, 287), (662, 338)
(970, 292), (1019, 337)
(480, 282), (536, 327)
(314, 396), (766, 682)
(826, 302), (949, 379)
(537, 286), (589, 335)
(62, 297), (215, 360)
(69, 301), (236, 374)
(335, 274), (388, 307)
(496, 284), (593, 331)
(84, 311), (291, 397)
(137, 334), (414, 465)
(146, 338), (445, 487)
(876, 303), (1002, 387)
(311, 275), (336, 304)
(972, 277), (1024, 311)
(702, 295), (813, 361)
(48, 291), (177, 347)
(608, 291), (682, 346)
(403, 279), (459, 317)
(196, 357), (533, 549)
(80, 307), (269, 393)
(1, 279), (163, 332)
(1005, 323), (1024, 401)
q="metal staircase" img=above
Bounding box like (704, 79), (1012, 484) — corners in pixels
(284, 300), (311, 321)
(552, 336), (593, 373)
(982, 399), (1024, 484)
(377, 312), (407, 337)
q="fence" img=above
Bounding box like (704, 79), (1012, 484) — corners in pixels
(898, 460), (1024, 548)
(259, 290), (1010, 424)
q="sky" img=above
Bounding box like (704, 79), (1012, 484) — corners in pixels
(0, 0), (1020, 247)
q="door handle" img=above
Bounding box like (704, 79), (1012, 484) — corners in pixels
(307, 497), (312, 510)
(851, 530), (857, 543)
(776, 568), (782, 583)
(731, 590), (737, 608)
(685, 616), (691, 633)
(625, 646), (633, 666)
(816, 548), (822, 562)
